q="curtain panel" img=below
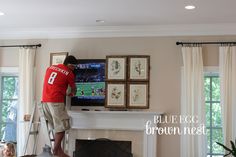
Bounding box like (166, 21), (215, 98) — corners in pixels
(17, 48), (36, 156)
(181, 46), (207, 157)
(219, 46), (236, 147)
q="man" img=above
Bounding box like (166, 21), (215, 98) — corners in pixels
(41, 55), (78, 157)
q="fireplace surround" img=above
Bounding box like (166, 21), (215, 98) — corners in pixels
(67, 110), (163, 157)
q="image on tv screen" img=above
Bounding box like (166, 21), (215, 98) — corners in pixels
(71, 60), (106, 106)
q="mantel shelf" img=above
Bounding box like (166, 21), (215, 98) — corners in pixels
(68, 110), (163, 130)
(68, 110), (164, 115)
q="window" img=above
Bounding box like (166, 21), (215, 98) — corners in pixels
(204, 75), (224, 157)
(0, 75), (18, 142)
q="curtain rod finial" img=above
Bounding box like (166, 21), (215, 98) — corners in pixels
(176, 42), (182, 45)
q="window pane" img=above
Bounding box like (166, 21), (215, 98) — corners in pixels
(206, 103), (210, 127)
(204, 77), (210, 101)
(1, 121), (17, 142)
(206, 129), (211, 154)
(1, 100), (17, 123)
(212, 103), (222, 127)
(212, 77), (220, 101)
(212, 129), (224, 154)
(0, 123), (6, 140)
(2, 76), (18, 99)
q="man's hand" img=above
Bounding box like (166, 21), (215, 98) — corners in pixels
(67, 93), (75, 97)
(69, 87), (77, 97)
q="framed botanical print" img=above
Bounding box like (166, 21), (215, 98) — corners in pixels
(105, 82), (126, 108)
(127, 82), (149, 109)
(50, 52), (68, 65)
(128, 55), (150, 81)
(106, 56), (127, 81)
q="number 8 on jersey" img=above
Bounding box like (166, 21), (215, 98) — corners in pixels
(48, 72), (58, 84)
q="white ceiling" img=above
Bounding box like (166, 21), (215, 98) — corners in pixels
(1, 0), (236, 38)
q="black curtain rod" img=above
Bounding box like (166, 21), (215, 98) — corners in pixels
(176, 41), (236, 46)
(0, 44), (41, 48)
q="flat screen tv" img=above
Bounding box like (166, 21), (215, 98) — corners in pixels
(71, 59), (106, 106)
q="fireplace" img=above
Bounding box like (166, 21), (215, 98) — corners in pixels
(73, 138), (133, 157)
(67, 110), (163, 157)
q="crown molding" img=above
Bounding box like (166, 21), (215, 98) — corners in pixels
(1, 23), (236, 39)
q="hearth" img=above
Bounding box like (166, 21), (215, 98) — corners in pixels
(73, 138), (133, 157)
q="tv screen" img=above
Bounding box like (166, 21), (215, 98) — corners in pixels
(71, 59), (106, 106)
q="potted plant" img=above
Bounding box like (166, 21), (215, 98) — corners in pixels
(216, 140), (236, 157)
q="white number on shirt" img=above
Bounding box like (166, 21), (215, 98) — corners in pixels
(48, 72), (58, 84)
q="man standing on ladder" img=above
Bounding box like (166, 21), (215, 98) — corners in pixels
(41, 55), (78, 157)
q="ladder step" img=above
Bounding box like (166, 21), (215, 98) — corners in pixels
(29, 131), (39, 134)
(32, 122), (41, 124)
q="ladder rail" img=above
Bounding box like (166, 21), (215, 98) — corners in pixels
(23, 104), (37, 155)
(32, 118), (41, 154)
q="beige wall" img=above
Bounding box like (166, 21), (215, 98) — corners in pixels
(0, 35), (235, 157)
(0, 48), (18, 67)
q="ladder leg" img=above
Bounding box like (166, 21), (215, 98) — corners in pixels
(23, 104), (37, 155)
(32, 118), (41, 155)
(62, 130), (69, 153)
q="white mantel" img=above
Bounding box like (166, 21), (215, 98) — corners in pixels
(68, 110), (163, 157)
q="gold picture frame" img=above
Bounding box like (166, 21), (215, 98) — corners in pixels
(105, 82), (126, 108)
(128, 55), (150, 81)
(106, 56), (127, 81)
(127, 82), (149, 109)
(50, 52), (68, 65)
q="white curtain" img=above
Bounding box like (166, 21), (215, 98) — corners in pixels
(17, 48), (36, 156)
(219, 46), (236, 147)
(181, 46), (207, 157)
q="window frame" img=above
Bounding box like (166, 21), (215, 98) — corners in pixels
(0, 67), (18, 142)
(204, 67), (223, 157)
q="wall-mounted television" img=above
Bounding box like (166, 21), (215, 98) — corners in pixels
(71, 59), (106, 107)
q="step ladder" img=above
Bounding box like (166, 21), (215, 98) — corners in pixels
(23, 103), (55, 155)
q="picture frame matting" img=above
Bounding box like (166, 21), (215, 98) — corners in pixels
(128, 55), (150, 81)
(127, 82), (149, 109)
(105, 82), (126, 108)
(50, 52), (69, 66)
(106, 56), (127, 81)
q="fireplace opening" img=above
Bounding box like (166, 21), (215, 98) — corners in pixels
(73, 138), (133, 157)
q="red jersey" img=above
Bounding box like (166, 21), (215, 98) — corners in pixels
(42, 64), (76, 102)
